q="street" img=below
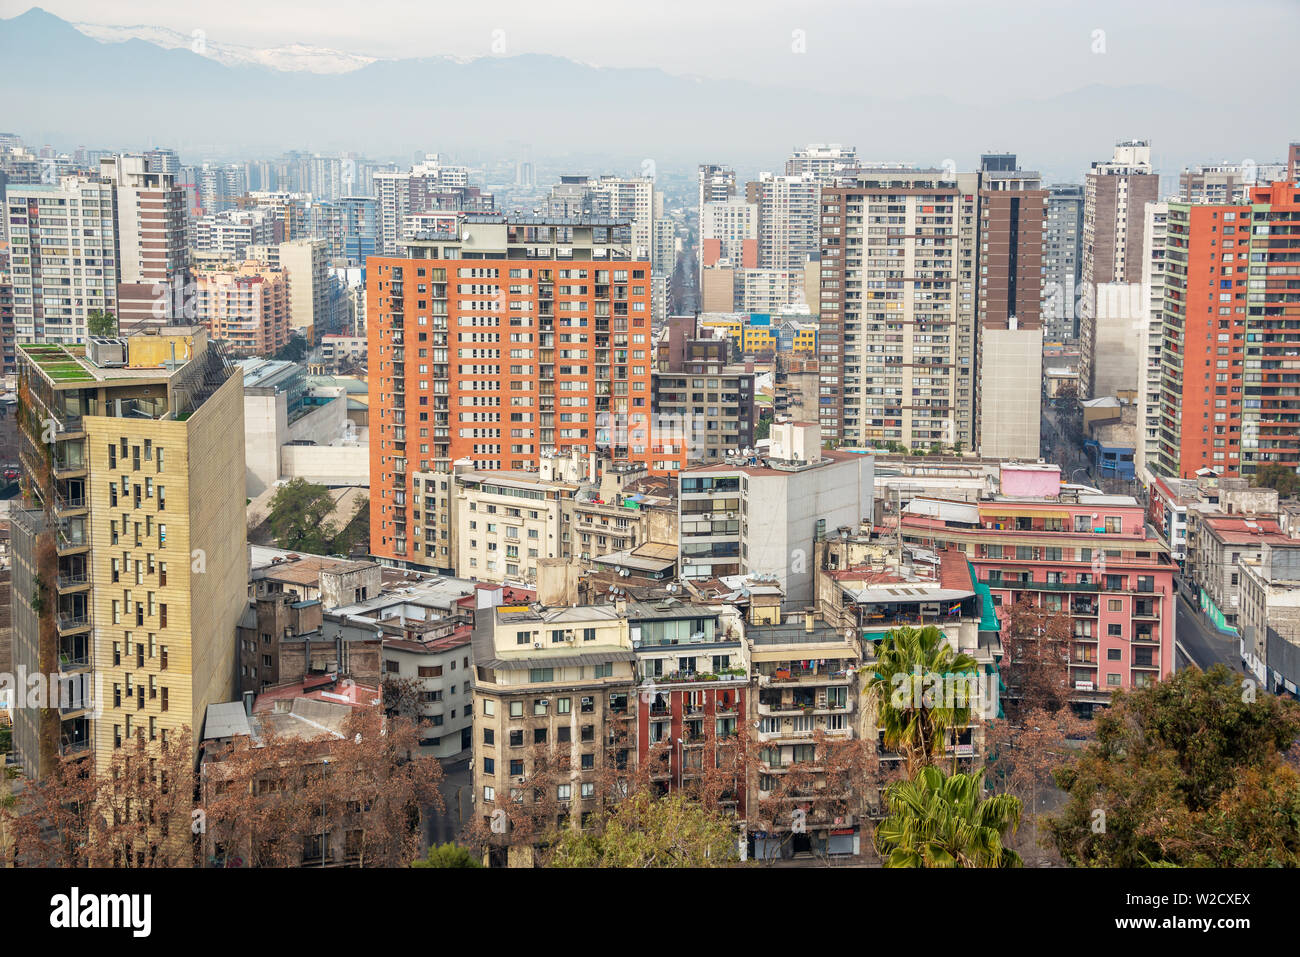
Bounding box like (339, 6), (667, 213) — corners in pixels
(1174, 586), (1243, 674)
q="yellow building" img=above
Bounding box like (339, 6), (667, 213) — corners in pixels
(12, 329), (248, 779)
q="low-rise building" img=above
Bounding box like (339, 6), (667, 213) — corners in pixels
(1238, 543), (1300, 691)
(678, 421), (874, 601)
(899, 462), (1176, 707)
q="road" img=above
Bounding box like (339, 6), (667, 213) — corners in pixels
(1174, 584), (1243, 674)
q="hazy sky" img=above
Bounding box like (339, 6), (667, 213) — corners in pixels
(4, 0), (1298, 106)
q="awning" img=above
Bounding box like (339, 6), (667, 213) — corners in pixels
(979, 508), (1070, 520)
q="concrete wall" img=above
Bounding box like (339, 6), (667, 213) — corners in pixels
(979, 325), (1043, 460)
(280, 443), (369, 486)
(1091, 283), (1142, 398)
(243, 391), (286, 498)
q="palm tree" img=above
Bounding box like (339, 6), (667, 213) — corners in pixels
(874, 766), (1022, 868)
(863, 625), (980, 773)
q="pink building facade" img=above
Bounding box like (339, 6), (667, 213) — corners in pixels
(899, 472), (1176, 706)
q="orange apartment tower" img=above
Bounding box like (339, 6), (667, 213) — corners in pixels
(367, 214), (654, 568)
(1157, 180), (1300, 478)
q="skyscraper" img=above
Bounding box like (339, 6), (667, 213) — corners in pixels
(819, 167), (980, 450)
(1080, 141), (1159, 397)
(5, 174), (118, 342)
(367, 213), (653, 569)
(1147, 181), (1298, 479)
(1044, 184), (1084, 341)
(100, 155), (191, 334)
(11, 328), (246, 779)
(975, 157), (1046, 459)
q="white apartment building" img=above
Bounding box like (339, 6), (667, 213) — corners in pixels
(818, 168), (981, 449)
(5, 175), (118, 341)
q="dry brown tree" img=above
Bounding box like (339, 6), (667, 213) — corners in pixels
(201, 707), (442, 867)
(3, 727), (197, 867)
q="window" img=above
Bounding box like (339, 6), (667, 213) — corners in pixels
(557, 726), (571, 743)
(533, 727), (547, 744)
(483, 757), (495, 774)
(509, 701), (523, 717)
(483, 699), (496, 716)
(581, 724), (594, 742)
(580, 782), (595, 799)
(580, 753), (594, 770)
(483, 728), (494, 745)
(483, 786), (495, 802)
(509, 759), (523, 776)
(1107, 648), (1122, 661)
(557, 697), (571, 714)
(556, 784), (571, 802)
(1108, 599), (1122, 612)
(509, 730), (524, 747)
(1107, 624), (1122, 637)
(533, 698), (548, 715)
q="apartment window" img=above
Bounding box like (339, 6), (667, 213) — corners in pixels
(483, 699), (496, 717)
(557, 697), (571, 714)
(483, 786), (495, 802)
(1108, 599), (1123, 612)
(482, 757), (495, 775)
(556, 785), (571, 802)
(160, 687), (168, 712)
(533, 727), (547, 744)
(159, 603), (167, 628)
(509, 701), (523, 717)
(509, 759), (524, 776)
(557, 726), (571, 743)
(580, 753), (594, 770)
(533, 698), (549, 715)
(1107, 623), (1123, 637)
(1107, 648), (1122, 661)
(580, 781), (595, 798)
(509, 730), (524, 747)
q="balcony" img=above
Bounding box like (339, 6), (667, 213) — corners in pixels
(57, 612), (91, 635)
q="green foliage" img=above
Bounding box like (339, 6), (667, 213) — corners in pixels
(86, 310), (118, 337)
(875, 766), (1022, 868)
(273, 336), (308, 362)
(412, 842), (483, 868)
(754, 408), (774, 442)
(267, 479), (340, 553)
(548, 792), (737, 868)
(1251, 463), (1300, 498)
(863, 625), (980, 772)
(1045, 665), (1300, 867)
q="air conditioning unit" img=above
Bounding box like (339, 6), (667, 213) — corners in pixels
(533, 641), (542, 649)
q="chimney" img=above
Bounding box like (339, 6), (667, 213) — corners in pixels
(804, 607), (816, 633)
(242, 690), (255, 717)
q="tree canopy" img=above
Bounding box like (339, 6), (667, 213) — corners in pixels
(548, 792), (738, 868)
(1045, 665), (1300, 867)
(1251, 463), (1300, 499)
(267, 479), (367, 555)
(413, 842), (483, 868)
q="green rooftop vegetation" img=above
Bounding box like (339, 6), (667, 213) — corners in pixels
(19, 344), (95, 382)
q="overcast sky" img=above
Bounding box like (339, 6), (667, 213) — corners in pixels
(4, 0), (1297, 106)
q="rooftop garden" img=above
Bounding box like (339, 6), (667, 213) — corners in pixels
(19, 344), (94, 382)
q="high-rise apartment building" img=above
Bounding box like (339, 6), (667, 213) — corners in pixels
(10, 328), (246, 779)
(100, 155), (191, 333)
(1080, 141), (1159, 397)
(697, 164), (737, 210)
(1136, 201), (1169, 476)
(193, 262), (291, 357)
(785, 143), (858, 184)
(974, 158), (1046, 459)
(367, 213), (653, 568)
(1155, 182), (1300, 479)
(747, 172), (820, 275)
(1044, 185), (1084, 341)
(192, 208), (282, 262)
(818, 167), (980, 449)
(5, 174), (118, 342)
(279, 238), (330, 342)
(699, 198), (758, 278)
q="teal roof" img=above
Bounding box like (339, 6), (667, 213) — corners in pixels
(972, 561), (1000, 633)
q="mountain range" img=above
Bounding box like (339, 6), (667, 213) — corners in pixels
(0, 7), (1283, 180)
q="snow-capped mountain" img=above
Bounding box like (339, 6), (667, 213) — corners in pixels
(72, 20), (384, 73)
